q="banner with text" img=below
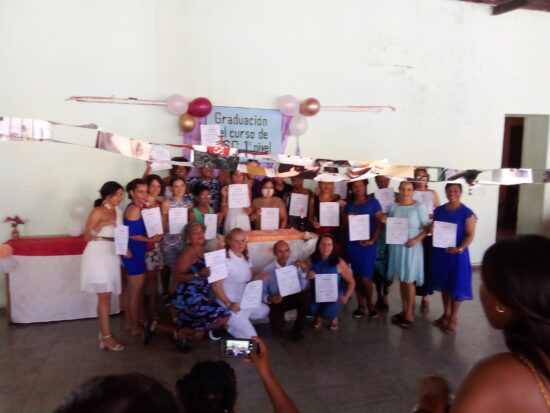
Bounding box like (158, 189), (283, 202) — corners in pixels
(206, 106), (282, 154)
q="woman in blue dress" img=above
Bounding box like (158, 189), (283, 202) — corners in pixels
(385, 181), (430, 329)
(431, 183), (476, 335)
(344, 180), (383, 319)
(306, 234), (355, 330)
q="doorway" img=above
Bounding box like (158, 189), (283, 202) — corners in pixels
(497, 116), (524, 240)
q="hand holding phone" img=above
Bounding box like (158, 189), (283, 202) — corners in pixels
(220, 338), (259, 358)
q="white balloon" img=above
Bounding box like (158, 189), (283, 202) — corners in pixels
(68, 196), (92, 222)
(67, 220), (83, 237)
(289, 115), (308, 136)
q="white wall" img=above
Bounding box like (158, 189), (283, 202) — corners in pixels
(1, 0), (550, 306)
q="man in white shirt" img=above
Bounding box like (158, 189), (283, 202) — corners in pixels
(261, 241), (309, 341)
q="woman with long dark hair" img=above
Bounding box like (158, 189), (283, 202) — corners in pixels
(81, 181), (125, 351)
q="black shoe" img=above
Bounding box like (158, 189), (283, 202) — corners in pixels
(175, 337), (192, 353)
(143, 320), (157, 346)
(352, 307), (366, 319)
(368, 309), (380, 319)
(391, 313), (404, 325)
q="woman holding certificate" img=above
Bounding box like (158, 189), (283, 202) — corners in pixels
(212, 228), (269, 338)
(284, 176), (313, 231)
(161, 176), (193, 271)
(309, 181), (344, 251)
(306, 234), (355, 330)
(386, 181), (430, 329)
(344, 180), (383, 319)
(431, 183), (476, 334)
(221, 170), (252, 234)
(122, 179), (163, 336)
(250, 179), (288, 230)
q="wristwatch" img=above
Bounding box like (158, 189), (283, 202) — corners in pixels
(193, 272), (199, 278)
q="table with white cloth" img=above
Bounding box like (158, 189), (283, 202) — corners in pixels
(4, 235), (119, 324)
(244, 229), (318, 272)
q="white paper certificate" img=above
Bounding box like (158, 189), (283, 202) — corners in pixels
(275, 266), (302, 297)
(141, 207), (164, 237)
(349, 214), (370, 241)
(168, 207), (188, 235)
(413, 191), (434, 215)
(319, 202), (339, 227)
(386, 217), (409, 245)
(261, 208), (279, 230)
(315, 274), (338, 303)
(204, 213), (217, 240)
(289, 193), (308, 217)
(433, 221), (457, 248)
(228, 184), (250, 209)
(200, 124), (221, 147)
(114, 225), (129, 255)
(205, 249), (229, 283)
(375, 188), (395, 213)
(240, 280), (263, 309)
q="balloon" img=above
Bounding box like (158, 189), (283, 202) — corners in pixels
(166, 94), (189, 116)
(277, 95), (300, 116)
(289, 115), (308, 136)
(68, 196), (92, 222)
(188, 97), (212, 117)
(67, 220), (83, 237)
(300, 98), (321, 117)
(0, 244), (13, 259)
(179, 113), (196, 132)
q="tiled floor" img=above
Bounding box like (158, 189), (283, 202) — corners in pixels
(0, 270), (505, 413)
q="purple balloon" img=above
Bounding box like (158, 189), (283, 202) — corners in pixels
(166, 94), (189, 115)
(277, 95), (300, 116)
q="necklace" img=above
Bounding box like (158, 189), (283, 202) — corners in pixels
(519, 355), (550, 410)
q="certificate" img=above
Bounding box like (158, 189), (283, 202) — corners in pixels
(348, 214), (370, 242)
(168, 207), (188, 235)
(375, 187), (395, 213)
(204, 213), (217, 240)
(240, 280), (263, 309)
(386, 217), (409, 245)
(114, 225), (129, 255)
(228, 184), (250, 209)
(200, 124), (221, 147)
(433, 221), (457, 248)
(205, 249), (228, 283)
(319, 202), (339, 227)
(275, 265), (302, 297)
(315, 274), (338, 303)
(261, 208), (279, 230)
(141, 207), (163, 237)
(288, 193), (308, 217)
(413, 191), (434, 215)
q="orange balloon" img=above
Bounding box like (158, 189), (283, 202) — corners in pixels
(178, 112), (196, 132)
(300, 98), (321, 117)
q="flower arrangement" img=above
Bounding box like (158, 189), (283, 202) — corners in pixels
(3, 215), (28, 228)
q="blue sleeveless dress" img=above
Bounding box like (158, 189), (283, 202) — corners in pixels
(308, 259), (344, 321)
(431, 204), (475, 301)
(121, 203), (147, 275)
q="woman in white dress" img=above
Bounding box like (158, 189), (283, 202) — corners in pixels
(212, 228), (269, 338)
(81, 181), (126, 351)
(220, 170), (252, 235)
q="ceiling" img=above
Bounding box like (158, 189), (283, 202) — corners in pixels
(460, 0), (550, 14)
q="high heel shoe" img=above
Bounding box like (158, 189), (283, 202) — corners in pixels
(99, 334), (124, 351)
(143, 319), (158, 345)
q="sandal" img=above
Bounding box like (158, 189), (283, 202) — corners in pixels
(173, 331), (192, 353)
(143, 319), (158, 345)
(352, 306), (366, 319)
(444, 319), (457, 335)
(433, 316), (449, 329)
(313, 317), (322, 329)
(329, 320), (339, 331)
(399, 319), (413, 329)
(391, 313), (404, 324)
(99, 334), (124, 351)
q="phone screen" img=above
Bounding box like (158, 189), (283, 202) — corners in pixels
(220, 339), (255, 358)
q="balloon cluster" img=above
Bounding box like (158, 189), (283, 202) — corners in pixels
(166, 95), (213, 133)
(276, 95), (320, 137)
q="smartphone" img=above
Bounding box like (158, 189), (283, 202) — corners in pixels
(220, 338), (258, 358)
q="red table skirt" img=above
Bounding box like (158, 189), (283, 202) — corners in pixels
(6, 235), (87, 256)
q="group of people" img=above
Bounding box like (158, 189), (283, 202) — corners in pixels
(80, 159), (477, 352)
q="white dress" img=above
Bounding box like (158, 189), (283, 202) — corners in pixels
(218, 250), (269, 338)
(223, 207), (251, 234)
(80, 207), (122, 294)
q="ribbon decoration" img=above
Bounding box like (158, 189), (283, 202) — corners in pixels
(2, 115), (550, 186)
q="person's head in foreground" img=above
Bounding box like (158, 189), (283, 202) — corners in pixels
(53, 373), (180, 413)
(176, 360), (237, 413)
(480, 234), (550, 379)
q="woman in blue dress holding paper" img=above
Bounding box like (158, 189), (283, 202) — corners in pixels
(344, 180), (383, 319)
(306, 234), (355, 330)
(431, 183), (476, 335)
(386, 181), (430, 329)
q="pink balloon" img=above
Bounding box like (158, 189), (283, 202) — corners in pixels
(277, 95), (300, 116)
(166, 94), (189, 115)
(188, 97), (213, 117)
(289, 115), (308, 136)
(0, 243), (13, 259)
